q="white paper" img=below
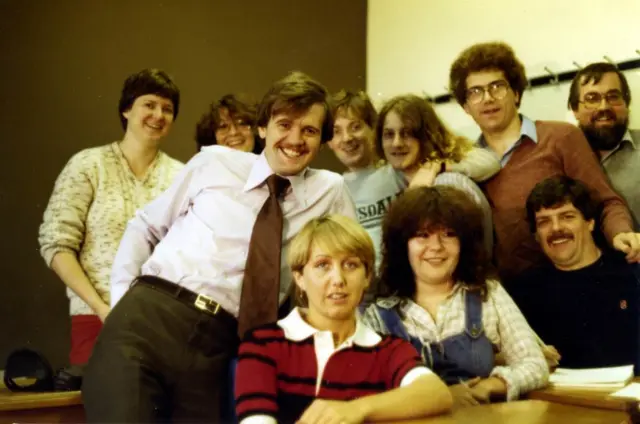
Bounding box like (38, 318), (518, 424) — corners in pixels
(611, 383), (640, 399)
(550, 365), (634, 386)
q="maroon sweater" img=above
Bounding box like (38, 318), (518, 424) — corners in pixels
(235, 324), (422, 423)
(483, 120), (633, 280)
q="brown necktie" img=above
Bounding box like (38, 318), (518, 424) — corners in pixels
(238, 174), (290, 338)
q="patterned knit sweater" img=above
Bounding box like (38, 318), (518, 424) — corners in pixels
(39, 142), (183, 315)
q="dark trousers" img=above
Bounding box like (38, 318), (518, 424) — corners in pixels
(82, 278), (239, 423)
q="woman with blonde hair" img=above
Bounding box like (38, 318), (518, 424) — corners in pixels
(235, 214), (452, 424)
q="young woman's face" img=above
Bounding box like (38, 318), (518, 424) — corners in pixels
(293, 243), (370, 326)
(407, 226), (460, 287)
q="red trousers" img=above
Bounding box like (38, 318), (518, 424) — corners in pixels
(70, 315), (103, 365)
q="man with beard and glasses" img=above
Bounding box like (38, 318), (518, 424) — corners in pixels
(508, 176), (640, 372)
(569, 62), (639, 224)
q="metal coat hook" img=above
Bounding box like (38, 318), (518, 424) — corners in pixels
(544, 66), (559, 84)
(572, 61), (582, 69)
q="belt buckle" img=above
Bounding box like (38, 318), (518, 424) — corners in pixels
(194, 294), (221, 315)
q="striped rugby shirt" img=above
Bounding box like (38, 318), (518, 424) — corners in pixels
(235, 307), (432, 424)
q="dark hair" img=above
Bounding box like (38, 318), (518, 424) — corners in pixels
(449, 42), (527, 107)
(256, 71), (334, 143)
(195, 94), (262, 153)
(118, 68), (180, 130)
(375, 94), (471, 164)
(331, 90), (378, 129)
(567, 62), (632, 111)
(525, 176), (599, 233)
(379, 186), (492, 300)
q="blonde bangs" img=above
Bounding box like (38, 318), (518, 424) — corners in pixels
(288, 215), (375, 274)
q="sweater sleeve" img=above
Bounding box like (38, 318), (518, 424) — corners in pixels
(448, 146), (501, 182)
(557, 125), (633, 242)
(38, 150), (96, 266)
(235, 328), (281, 422)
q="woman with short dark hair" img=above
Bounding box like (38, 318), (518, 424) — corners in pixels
(38, 68), (183, 365)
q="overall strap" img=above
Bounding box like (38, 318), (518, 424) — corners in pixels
(464, 290), (484, 339)
(375, 305), (411, 340)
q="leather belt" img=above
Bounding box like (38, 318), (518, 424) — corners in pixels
(134, 275), (234, 320)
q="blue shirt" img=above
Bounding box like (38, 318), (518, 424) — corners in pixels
(478, 115), (538, 168)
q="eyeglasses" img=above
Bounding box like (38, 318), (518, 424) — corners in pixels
(580, 90), (626, 110)
(465, 81), (509, 105)
(216, 119), (251, 135)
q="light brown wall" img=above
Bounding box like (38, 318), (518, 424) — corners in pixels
(0, 0), (365, 368)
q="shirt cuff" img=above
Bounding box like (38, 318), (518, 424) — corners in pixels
(240, 415), (277, 424)
(400, 366), (433, 387)
(490, 366), (518, 401)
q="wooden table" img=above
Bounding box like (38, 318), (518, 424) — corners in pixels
(394, 400), (629, 423)
(0, 374), (84, 423)
(527, 380), (640, 414)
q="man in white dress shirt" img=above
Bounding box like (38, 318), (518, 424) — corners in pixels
(82, 71), (357, 423)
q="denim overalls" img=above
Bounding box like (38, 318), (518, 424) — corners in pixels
(376, 290), (494, 385)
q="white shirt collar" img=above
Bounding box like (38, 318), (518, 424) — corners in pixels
(242, 152), (308, 202)
(622, 130), (638, 150)
(278, 307), (381, 347)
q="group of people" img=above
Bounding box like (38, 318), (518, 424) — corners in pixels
(36, 39), (640, 423)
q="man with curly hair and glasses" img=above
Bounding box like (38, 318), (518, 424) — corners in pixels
(449, 42), (640, 282)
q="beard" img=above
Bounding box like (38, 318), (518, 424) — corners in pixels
(580, 110), (629, 151)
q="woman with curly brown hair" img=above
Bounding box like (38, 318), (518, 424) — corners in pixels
(195, 94), (263, 153)
(362, 186), (548, 408)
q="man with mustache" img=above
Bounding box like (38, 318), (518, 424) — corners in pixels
(568, 62), (639, 224)
(449, 42), (640, 282)
(509, 176), (639, 371)
(81, 71), (357, 423)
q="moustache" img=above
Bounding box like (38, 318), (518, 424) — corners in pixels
(591, 110), (617, 123)
(547, 231), (574, 244)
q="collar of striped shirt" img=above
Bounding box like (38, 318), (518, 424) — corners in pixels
(278, 307), (381, 347)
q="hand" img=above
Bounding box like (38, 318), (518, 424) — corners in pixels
(469, 377), (507, 404)
(449, 377), (481, 409)
(612, 232), (640, 263)
(408, 161), (441, 188)
(542, 345), (561, 369)
(296, 399), (366, 424)
(95, 303), (110, 322)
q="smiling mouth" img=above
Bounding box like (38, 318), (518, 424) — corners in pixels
(548, 237), (573, 246)
(425, 258), (447, 265)
(146, 123), (163, 131)
(327, 293), (348, 301)
(226, 138), (246, 146)
(341, 143), (361, 154)
(280, 147), (306, 158)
